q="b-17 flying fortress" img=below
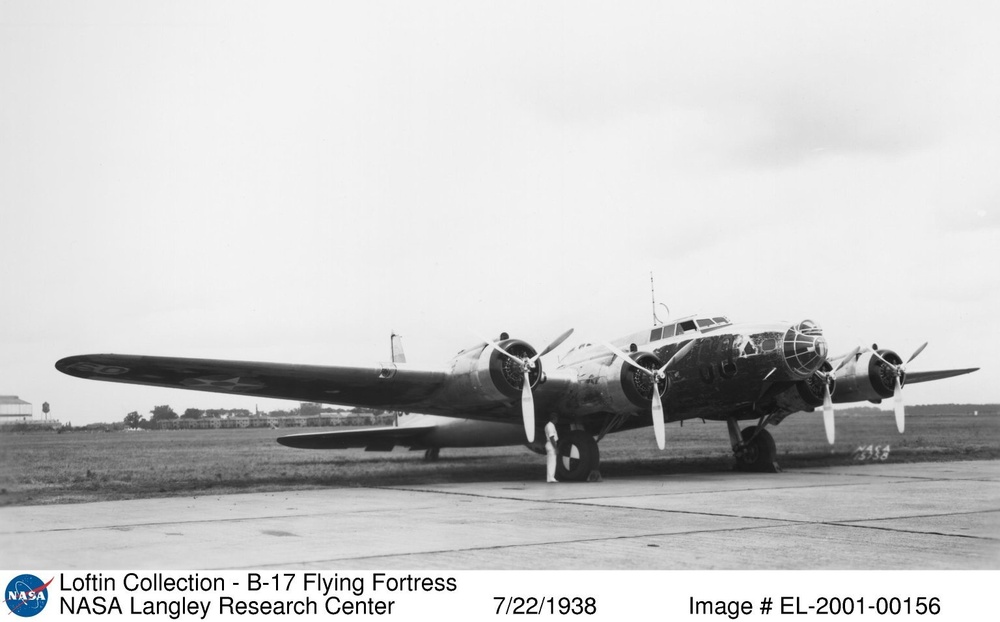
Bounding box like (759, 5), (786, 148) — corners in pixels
(56, 313), (977, 481)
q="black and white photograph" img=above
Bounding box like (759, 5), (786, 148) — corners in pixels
(2, 1), (998, 615)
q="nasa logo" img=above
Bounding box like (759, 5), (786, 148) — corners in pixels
(5, 574), (53, 617)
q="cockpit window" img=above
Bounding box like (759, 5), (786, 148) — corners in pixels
(678, 320), (697, 333)
(696, 318), (714, 328)
(650, 327), (664, 341)
(662, 324), (676, 338)
(712, 316), (729, 325)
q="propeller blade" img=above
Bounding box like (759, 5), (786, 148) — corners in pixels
(906, 342), (928, 366)
(651, 379), (665, 450)
(530, 328), (575, 364)
(482, 339), (524, 366)
(822, 381), (835, 444)
(602, 342), (654, 376)
(834, 346), (861, 372)
(893, 375), (905, 433)
(870, 349), (892, 366)
(521, 369), (535, 442)
(657, 339), (698, 374)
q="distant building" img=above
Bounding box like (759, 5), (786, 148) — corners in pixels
(0, 395), (32, 423)
(0, 396), (62, 429)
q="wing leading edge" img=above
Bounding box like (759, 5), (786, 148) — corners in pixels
(905, 367), (979, 385)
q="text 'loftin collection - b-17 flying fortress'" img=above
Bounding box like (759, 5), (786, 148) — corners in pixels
(57, 313), (977, 481)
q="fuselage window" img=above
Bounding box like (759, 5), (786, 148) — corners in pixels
(761, 338), (777, 352)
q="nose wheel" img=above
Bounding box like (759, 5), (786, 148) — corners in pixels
(733, 425), (779, 473)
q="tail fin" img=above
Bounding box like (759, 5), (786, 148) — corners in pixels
(391, 332), (407, 363)
(390, 332), (406, 426)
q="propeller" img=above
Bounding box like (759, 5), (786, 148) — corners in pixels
(482, 329), (575, 443)
(816, 346), (861, 444)
(870, 342), (927, 434)
(603, 339), (698, 449)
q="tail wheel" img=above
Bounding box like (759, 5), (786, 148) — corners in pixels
(556, 430), (600, 482)
(735, 426), (779, 473)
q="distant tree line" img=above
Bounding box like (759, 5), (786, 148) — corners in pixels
(827, 403), (997, 417)
(122, 402), (388, 429)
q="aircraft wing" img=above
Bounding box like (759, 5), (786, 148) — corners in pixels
(905, 367), (979, 385)
(55, 354), (449, 409)
(276, 425), (437, 450)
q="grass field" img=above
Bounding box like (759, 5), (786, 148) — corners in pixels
(1, 410), (997, 506)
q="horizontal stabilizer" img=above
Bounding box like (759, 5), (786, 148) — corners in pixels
(905, 368), (979, 385)
(276, 424), (437, 450)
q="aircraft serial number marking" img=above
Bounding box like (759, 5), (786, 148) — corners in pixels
(853, 445), (891, 462)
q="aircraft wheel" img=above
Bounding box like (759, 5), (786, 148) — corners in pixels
(735, 426), (779, 473)
(556, 430), (600, 482)
(423, 448), (440, 462)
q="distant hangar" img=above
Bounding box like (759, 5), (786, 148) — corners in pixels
(0, 395), (32, 423)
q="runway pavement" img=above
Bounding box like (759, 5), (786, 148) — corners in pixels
(2, 460), (998, 569)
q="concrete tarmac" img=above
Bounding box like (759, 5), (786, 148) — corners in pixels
(2, 460), (998, 569)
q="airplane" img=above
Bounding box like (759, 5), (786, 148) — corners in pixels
(55, 315), (978, 481)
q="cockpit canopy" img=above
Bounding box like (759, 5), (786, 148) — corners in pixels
(648, 315), (731, 342)
(562, 315), (732, 360)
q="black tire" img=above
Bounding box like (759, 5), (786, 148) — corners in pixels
(423, 448), (440, 462)
(735, 426), (780, 473)
(555, 430), (600, 482)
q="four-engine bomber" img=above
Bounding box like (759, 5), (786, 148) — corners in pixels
(56, 314), (977, 481)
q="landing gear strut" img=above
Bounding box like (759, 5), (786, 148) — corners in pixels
(555, 430), (601, 482)
(728, 419), (780, 473)
(423, 448), (440, 462)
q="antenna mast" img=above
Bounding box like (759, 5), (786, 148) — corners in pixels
(650, 272), (669, 325)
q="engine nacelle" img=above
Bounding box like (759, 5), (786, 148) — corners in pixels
(774, 361), (835, 413)
(561, 350), (666, 416)
(445, 338), (541, 405)
(833, 348), (903, 403)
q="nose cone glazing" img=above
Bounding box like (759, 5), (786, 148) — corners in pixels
(783, 319), (828, 377)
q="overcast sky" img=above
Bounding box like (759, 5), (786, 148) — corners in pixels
(2, 1), (997, 425)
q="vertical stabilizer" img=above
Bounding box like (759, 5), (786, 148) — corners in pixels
(391, 332), (406, 363)
(390, 332), (406, 427)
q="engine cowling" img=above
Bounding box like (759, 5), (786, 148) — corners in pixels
(618, 351), (667, 408)
(833, 348), (903, 403)
(445, 338), (541, 405)
(485, 338), (541, 399)
(774, 361), (836, 413)
(559, 350), (666, 416)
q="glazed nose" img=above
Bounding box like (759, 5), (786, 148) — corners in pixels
(783, 319), (828, 377)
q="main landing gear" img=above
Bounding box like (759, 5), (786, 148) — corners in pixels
(548, 420), (781, 481)
(555, 430), (602, 482)
(728, 419), (780, 473)
(423, 448), (440, 462)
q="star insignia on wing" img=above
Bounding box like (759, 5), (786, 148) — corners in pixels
(180, 376), (264, 391)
